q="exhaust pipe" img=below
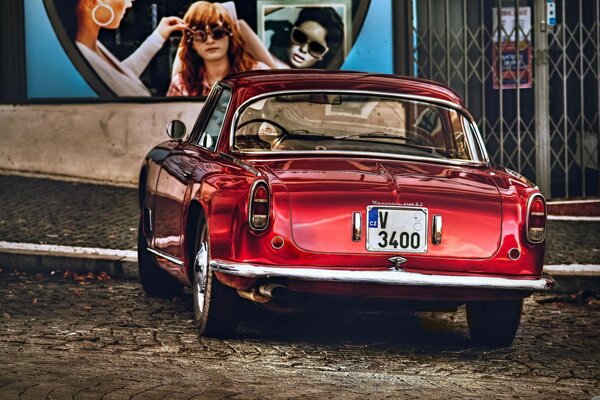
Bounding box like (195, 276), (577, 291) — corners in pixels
(236, 283), (289, 304)
(236, 288), (270, 304)
(258, 283), (288, 299)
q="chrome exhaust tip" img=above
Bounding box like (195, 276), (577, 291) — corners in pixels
(258, 283), (288, 299)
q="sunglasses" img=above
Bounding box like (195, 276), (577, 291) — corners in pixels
(186, 24), (231, 43)
(290, 26), (329, 58)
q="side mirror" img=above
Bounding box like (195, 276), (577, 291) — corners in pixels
(166, 120), (186, 140)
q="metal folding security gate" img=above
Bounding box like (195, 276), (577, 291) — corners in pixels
(406, 0), (599, 199)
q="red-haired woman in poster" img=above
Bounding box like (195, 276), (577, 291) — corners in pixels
(167, 1), (268, 97)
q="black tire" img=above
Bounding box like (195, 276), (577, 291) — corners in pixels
(466, 299), (523, 347)
(192, 218), (241, 337)
(138, 217), (183, 297)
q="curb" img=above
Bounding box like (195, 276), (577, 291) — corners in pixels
(0, 242), (138, 280)
(1, 242), (598, 292)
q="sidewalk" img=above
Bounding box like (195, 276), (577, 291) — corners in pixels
(1, 174), (599, 290)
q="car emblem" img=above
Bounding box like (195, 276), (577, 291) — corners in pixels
(388, 256), (408, 269)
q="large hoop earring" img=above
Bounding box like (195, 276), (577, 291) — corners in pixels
(92, 2), (115, 27)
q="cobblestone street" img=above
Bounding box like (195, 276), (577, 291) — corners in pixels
(1, 270), (598, 399)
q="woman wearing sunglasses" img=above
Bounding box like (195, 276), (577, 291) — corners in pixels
(266, 7), (344, 70)
(167, 1), (268, 97)
(66, 0), (187, 97)
(286, 7), (343, 69)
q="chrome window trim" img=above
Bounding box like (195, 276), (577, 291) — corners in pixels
(460, 116), (486, 163)
(469, 121), (490, 163)
(526, 193), (547, 243)
(190, 83), (234, 153)
(241, 150), (487, 168)
(229, 89), (488, 165)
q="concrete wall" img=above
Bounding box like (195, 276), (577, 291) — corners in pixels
(0, 102), (202, 186)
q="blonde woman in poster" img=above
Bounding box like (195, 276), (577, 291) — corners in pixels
(167, 1), (270, 97)
(70, 0), (187, 97)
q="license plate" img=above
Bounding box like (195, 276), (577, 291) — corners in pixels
(366, 206), (428, 252)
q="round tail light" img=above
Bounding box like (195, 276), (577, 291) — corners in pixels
(526, 194), (546, 243)
(249, 181), (270, 231)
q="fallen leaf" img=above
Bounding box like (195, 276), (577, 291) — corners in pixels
(97, 271), (110, 281)
(32, 298), (38, 304)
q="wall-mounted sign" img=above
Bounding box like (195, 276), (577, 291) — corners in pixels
(491, 7), (531, 43)
(492, 42), (533, 89)
(491, 7), (532, 89)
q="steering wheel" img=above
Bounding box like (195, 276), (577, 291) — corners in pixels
(236, 118), (289, 135)
(406, 126), (436, 147)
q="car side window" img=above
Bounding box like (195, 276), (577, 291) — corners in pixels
(196, 86), (232, 150)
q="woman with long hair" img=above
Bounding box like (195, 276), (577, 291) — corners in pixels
(167, 1), (268, 97)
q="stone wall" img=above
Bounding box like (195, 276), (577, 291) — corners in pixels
(0, 102), (202, 186)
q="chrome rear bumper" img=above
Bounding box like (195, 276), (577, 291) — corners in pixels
(210, 260), (554, 291)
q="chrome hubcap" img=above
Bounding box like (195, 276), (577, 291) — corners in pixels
(193, 241), (208, 316)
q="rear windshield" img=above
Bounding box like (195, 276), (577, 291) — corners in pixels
(233, 93), (484, 162)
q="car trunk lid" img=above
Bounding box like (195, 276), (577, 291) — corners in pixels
(260, 157), (502, 260)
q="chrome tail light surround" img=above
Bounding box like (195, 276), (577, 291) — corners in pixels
(526, 193), (546, 243)
(248, 180), (270, 231)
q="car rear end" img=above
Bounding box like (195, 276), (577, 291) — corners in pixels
(209, 88), (552, 302)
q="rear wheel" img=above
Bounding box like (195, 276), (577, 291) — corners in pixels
(192, 218), (241, 337)
(466, 299), (523, 347)
(138, 217), (183, 297)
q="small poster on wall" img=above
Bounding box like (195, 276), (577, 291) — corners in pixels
(491, 7), (533, 89)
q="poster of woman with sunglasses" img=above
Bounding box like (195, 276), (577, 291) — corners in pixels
(166, 1), (268, 97)
(257, 0), (350, 70)
(45, 0), (354, 98)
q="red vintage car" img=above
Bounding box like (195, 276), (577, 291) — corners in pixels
(138, 70), (553, 346)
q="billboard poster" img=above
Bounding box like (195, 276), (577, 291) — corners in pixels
(491, 7), (532, 89)
(29, 0), (391, 100)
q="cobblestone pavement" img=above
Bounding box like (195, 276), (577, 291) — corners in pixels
(0, 175), (138, 250)
(1, 270), (599, 399)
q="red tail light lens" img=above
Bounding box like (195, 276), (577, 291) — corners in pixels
(249, 181), (269, 231)
(526, 194), (546, 243)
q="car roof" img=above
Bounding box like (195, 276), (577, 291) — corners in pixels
(220, 69), (465, 109)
